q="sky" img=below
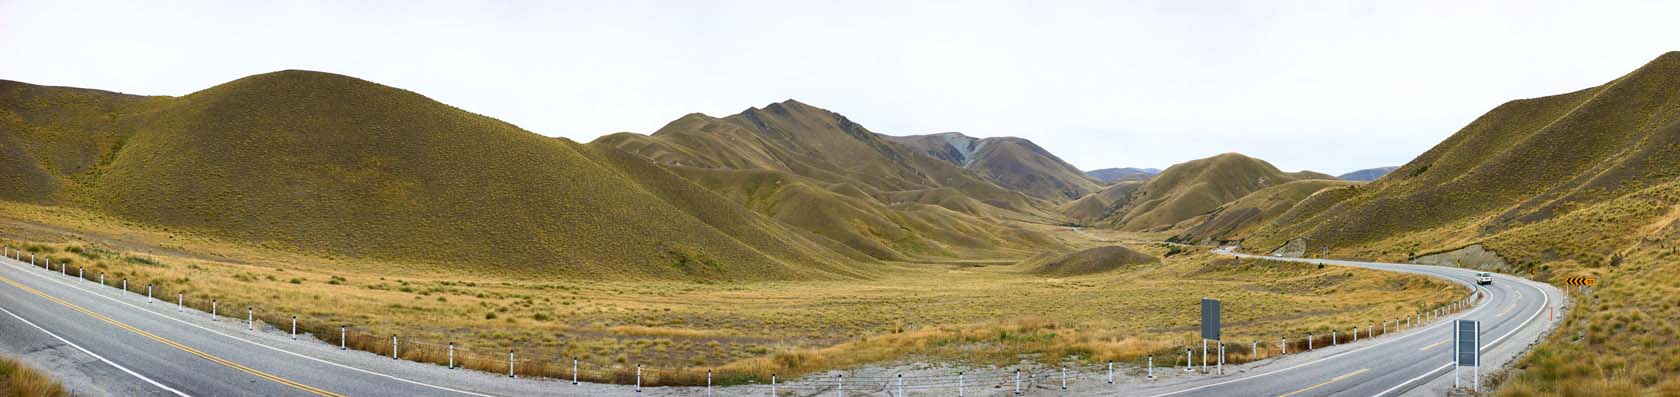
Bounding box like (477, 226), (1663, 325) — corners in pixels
(4, 1), (1678, 175)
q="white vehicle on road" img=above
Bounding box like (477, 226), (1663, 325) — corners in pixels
(1476, 272), (1494, 285)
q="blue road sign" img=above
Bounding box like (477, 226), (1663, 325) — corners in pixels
(1201, 298), (1221, 341)
(1455, 320), (1479, 367)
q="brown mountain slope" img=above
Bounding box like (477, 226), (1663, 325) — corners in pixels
(1243, 51), (1680, 262)
(1239, 51), (1680, 395)
(1096, 153), (1330, 230)
(0, 71), (866, 280)
(593, 101), (1065, 261)
(882, 132), (1102, 201)
(1172, 179), (1360, 244)
(1059, 180), (1144, 221)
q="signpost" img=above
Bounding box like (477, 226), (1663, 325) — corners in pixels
(1454, 320), (1480, 392)
(1201, 298), (1222, 374)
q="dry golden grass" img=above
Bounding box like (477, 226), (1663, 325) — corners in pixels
(0, 204), (1465, 386)
(0, 355), (66, 397)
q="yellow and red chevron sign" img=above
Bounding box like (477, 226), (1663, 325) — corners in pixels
(1562, 276), (1596, 286)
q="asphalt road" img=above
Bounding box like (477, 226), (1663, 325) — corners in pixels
(1117, 249), (1565, 397)
(0, 246), (1563, 396)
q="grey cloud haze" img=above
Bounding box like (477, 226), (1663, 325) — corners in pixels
(4, 0), (1678, 175)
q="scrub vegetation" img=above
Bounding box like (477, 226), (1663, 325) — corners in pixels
(0, 355), (65, 397)
(0, 204), (1463, 385)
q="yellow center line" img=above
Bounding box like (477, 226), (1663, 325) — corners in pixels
(1277, 368), (1369, 397)
(1419, 340), (1446, 351)
(0, 273), (343, 397)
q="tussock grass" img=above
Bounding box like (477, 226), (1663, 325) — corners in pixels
(0, 211), (1462, 385)
(0, 355), (66, 397)
(1095, 153), (1333, 230)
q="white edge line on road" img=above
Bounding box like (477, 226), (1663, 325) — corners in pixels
(0, 304), (191, 397)
(0, 258), (498, 397)
(1372, 273), (1552, 397)
(1145, 256), (1492, 397)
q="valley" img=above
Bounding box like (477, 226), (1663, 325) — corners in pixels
(0, 201), (1464, 385)
(3, 51), (1679, 396)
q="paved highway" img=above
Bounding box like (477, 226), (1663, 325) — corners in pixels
(1120, 248), (1566, 397)
(0, 246), (1563, 396)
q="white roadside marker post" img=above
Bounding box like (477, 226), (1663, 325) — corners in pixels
(100, 273), (105, 289)
(508, 351), (515, 378)
(705, 369), (712, 396)
(177, 293), (183, 312)
(1016, 369), (1023, 394)
(391, 335), (398, 360)
(78, 267), (83, 281)
(1332, 330), (1337, 346)
(122, 279), (128, 296)
(772, 374), (777, 396)
(1282, 337), (1287, 354)
(572, 357), (578, 383)
(635, 364), (642, 393)
(1148, 355), (1155, 379)
(248, 307), (253, 330)
(1108, 361), (1114, 384)
(147, 284), (153, 303)
(340, 326), (346, 350)
(211, 300), (217, 321)
(1217, 344), (1224, 375)
(1061, 367), (1067, 389)
(896, 374), (903, 396)
(291, 316), (297, 340)
(1185, 349), (1193, 372)
(447, 343), (454, 369)
(1308, 333), (1314, 351)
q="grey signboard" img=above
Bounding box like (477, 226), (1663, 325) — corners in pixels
(1455, 320), (1479, 366)
(1201, 298), (1221, 341)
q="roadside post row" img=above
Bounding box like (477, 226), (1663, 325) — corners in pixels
(0, 245), (1484, 393)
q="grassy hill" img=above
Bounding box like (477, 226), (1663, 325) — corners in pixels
(593, 101), (1066, 261)
(1092, 153), (1331, 230)
(1237, 52), (1680, 395)
(1059, 180), (1143, 220)
(1086, 167), (1160, 183)
(1019, 245), (1159, 276)
(1173, 179), (1359, 244)
(882, 132), (1102, 201)
(1, 71), (868, 279)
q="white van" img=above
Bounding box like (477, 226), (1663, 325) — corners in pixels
(1476, 272), (1493, 285)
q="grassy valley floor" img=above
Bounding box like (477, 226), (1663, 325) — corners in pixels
(0, 202), (1465, 385)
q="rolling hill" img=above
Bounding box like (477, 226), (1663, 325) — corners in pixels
(592, 101), (1066, 261)
(1236, 52), (1680, 395)
(1020, 245), (1158, 276)
(1086, 167), (1160, 183)
(881, 132), (1103, 201)
(1, 71), (869, 280)
(1172, 179), (1359, 244)
(1086, 152), (1333, 230)
(1336, 166), (1397, 181)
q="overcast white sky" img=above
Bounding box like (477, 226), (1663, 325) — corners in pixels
(4, 1), (1678, 174)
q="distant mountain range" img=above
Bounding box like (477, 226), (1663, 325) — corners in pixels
(1337, 166), (1398, 181)
(1085, 167), (1160, 183)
